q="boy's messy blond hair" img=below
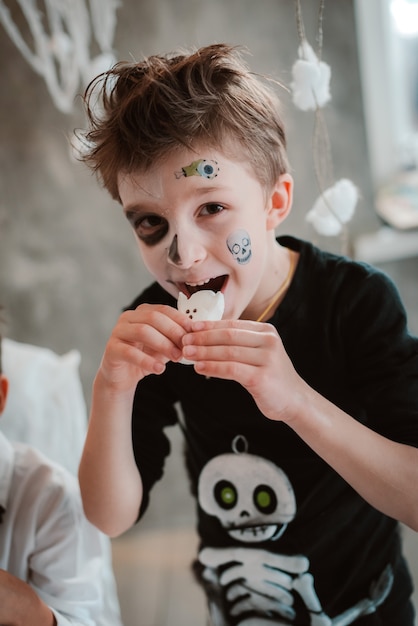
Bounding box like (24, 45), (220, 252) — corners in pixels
(80, 43), (290, 201)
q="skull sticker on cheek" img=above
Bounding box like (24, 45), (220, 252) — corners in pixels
(227, 229), (252, 265)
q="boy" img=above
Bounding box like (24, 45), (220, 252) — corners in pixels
(0, 332), (123, 626)
(78, 44), (418, 625)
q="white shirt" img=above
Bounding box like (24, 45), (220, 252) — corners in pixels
(0, 431), (123, 626)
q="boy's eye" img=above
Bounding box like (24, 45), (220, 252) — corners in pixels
(140, 214), (165, 229)
(200, 203), (224, 216)
(130, 213), (168, 244)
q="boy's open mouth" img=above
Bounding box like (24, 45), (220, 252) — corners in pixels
(179, 274), (227, 297)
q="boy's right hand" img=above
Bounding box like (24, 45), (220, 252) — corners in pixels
(99, 303), (191, 391)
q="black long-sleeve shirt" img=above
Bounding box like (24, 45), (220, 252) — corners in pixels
(126, 236), (418, 625)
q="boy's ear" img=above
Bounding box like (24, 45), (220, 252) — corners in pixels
(0, 375), (9, 415)
(266, 173), (294, 230)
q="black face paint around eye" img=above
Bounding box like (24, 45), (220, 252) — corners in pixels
(125, 211), (169, 246)
(168, 234), (181, 264)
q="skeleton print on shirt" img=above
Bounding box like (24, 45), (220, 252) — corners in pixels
(197, 436), (393, 626)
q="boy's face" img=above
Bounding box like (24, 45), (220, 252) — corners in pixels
(118, 146), (291, 320)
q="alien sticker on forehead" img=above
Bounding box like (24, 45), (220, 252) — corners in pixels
(175, 159), (219, 180)
(227, 229), (252, 265)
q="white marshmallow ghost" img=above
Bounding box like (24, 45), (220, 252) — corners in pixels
(177, 290), (225, 364)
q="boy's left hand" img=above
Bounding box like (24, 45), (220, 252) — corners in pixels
(182, 319), (304, 423)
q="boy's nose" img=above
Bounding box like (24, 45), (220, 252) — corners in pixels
(167, 232), (206, 267)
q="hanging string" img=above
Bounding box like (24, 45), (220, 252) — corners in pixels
(313, 107), (334, 193)
(293, 0), (333, 190)
(316, 0), (325, 59)
(292, 0), (353, 253)
(294, 0), (325, 58)
(294, 0), (306, 43)
(313, 0), (335, 193)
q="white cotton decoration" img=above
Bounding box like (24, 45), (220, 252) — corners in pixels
(291, 40), (331, 111)
(306, 179), (358, 236)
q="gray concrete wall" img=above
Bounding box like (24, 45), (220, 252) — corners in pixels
(0, 0), (380, 398)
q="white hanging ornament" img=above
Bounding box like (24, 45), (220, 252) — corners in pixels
(306, 179), (359, 236)
(291, 40), (331, 111)
(0, 0), (120, 114)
